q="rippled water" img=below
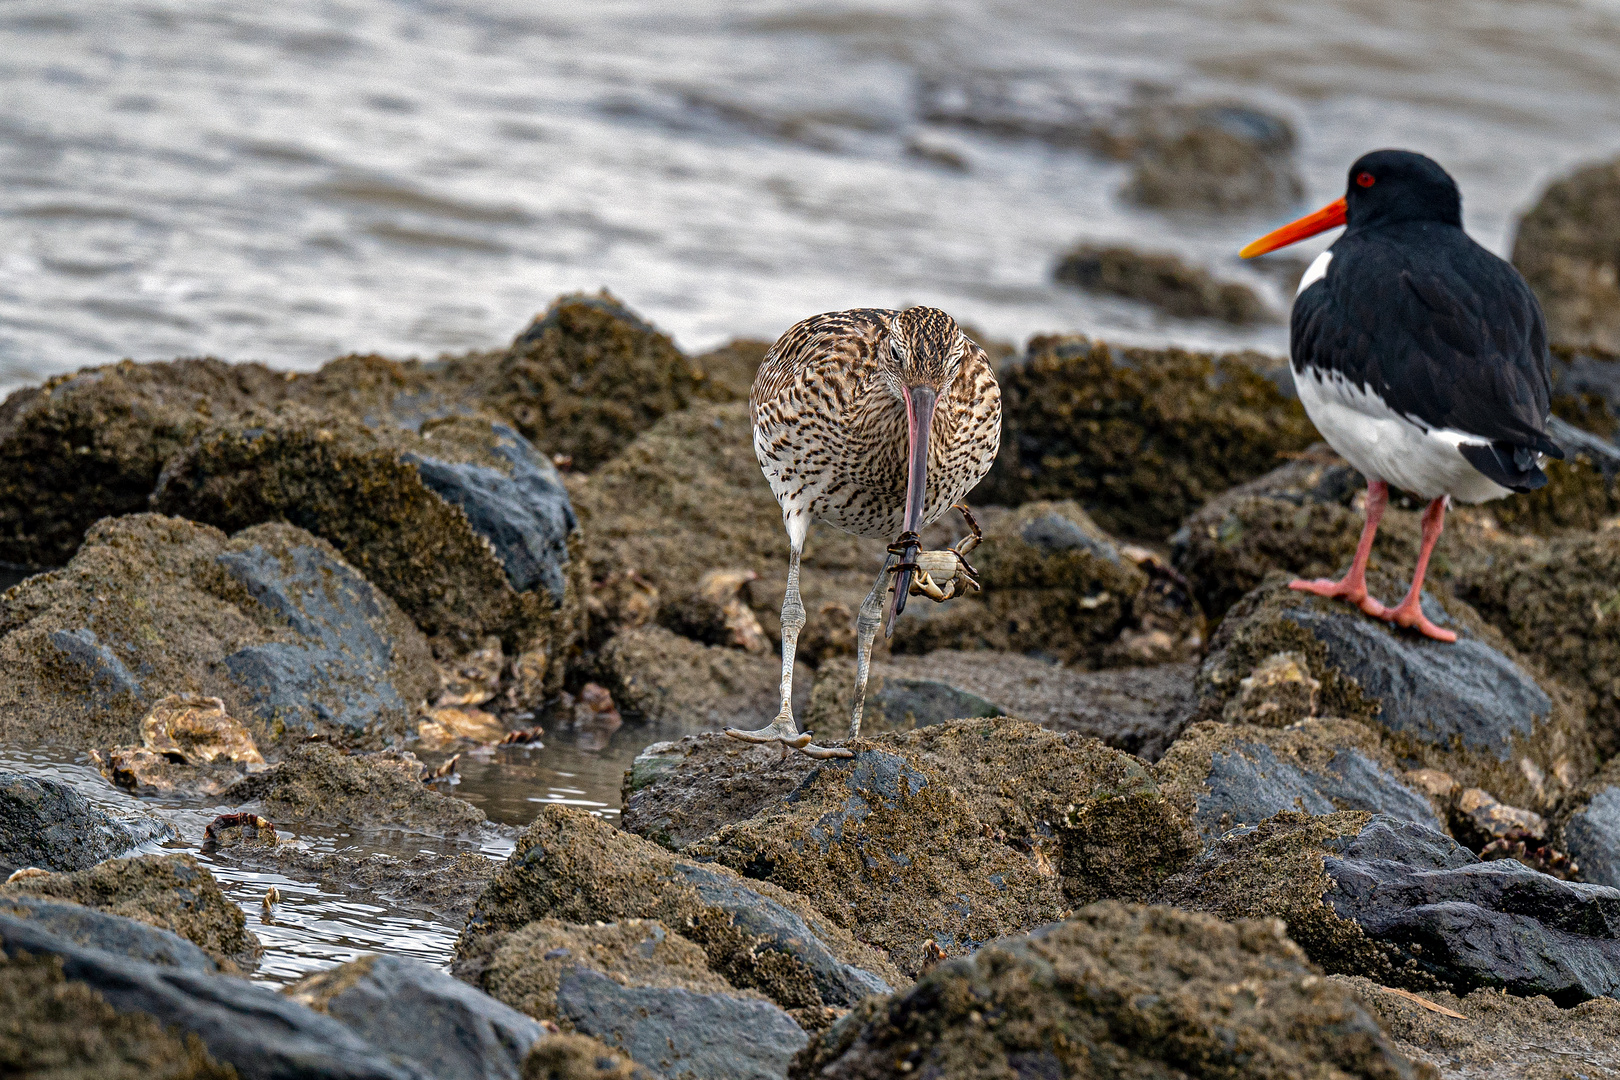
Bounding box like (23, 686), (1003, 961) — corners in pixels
(4, 0), (1620, 395)
(0, 737), (632, 984)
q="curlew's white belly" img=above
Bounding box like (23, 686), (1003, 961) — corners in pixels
(1293, 364), (1512, 504)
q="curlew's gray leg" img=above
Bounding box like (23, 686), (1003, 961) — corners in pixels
(847, 553), (899, 744)
(726, 544), (814, 750)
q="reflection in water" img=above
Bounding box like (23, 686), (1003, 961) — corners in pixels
(0, 730), (647, 984)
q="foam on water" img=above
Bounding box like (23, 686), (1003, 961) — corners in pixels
(3, 0), (1619, 394)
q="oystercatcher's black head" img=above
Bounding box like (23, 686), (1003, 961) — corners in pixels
(1240, 148), (1462, 257)
(1343, 149), (1461, 232)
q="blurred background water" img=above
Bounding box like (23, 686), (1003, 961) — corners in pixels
(3, 0), (1620, 394)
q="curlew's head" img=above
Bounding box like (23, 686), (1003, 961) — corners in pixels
(882, 306), (971, 635)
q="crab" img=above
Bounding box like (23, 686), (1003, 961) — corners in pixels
(889, 504), (983, 604)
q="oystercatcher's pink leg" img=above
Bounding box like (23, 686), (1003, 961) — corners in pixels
(1289, 480), (1391, 619)
(1379, 495), (1457, 642)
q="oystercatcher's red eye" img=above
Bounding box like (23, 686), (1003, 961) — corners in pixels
(1356, 171), (1376, 188)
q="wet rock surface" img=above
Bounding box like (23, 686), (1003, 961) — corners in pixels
(1195, 575), (1593, 812)
(0, 769), (172, 877)
(1, 853), (263, 972)
(1054, 243), (1274, 324)
(804, 652), (1196, 760)
(0, 515), (436, 749)
(980, 335), (1315, 539)
(1512, 154), (1620, 353)
(223, 742), (491, 837)
(152, 408), (580, 660)
(286, 953), (544, 1080)
(1559, 757), (1620, 889)
(1155, 718), (1444, 840)
(211, 844), (499, 925)
(457, 806), (904, 1019)
(794, 902), (1425, 1080)
(1160, 812), (1620, 1006)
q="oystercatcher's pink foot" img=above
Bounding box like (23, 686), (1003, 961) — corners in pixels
(1288, 575), (1389, 619)
(1380, 595), (1457, 642)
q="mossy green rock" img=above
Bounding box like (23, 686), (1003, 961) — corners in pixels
(980, 335), (1316, 540)
(793, 900), (1429, 1080)
(0, 854), (261, 973)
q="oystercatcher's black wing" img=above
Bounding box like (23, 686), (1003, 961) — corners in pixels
(1292, 220), (1562, 490)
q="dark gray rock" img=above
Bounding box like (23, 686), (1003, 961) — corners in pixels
(1323, 815), (1620, 1005)
(219, 538), (414, 735)
(403, 424), (575, 605)
(46, 628), (145, 702)
(0, 894), (217, 972)
(0, 911), (429, 1080)
(557, 967), (807, 1080)
(1564, 784), (1620, 888)
(1200, 743), (1442, 838)
(289, 954), (542, 1080)
(0, 770), (172, 877)
(1284, 605), (1550, 760)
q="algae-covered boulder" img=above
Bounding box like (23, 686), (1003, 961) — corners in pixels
(0, 357), (291, 571)
(457, 805), (903, 1019)
(1449, 531), (1620, 759)
(152, 407), (580, 661)
(1485, 412), (1620, 535)
(0, 948), (235, 1080)
(0, 515), (435, 749)
(0, 854), (261, 973)
(0, 895), (220, 973)
(621, 736), (817, 854)
(451, 919), (809, 1078)
(1511, 154), (1620, 352)
(1337, 972), (1620, 1080)
(284, 953), (544, 1080)
(1557, 756), (1620, 889)
(683, 719), (1200, 977)
(1158, 811), (1620, 1005)
(1124, 99), (1305, 213)
(1171, 448), (1424, 620)
(793, 902), (1426, 1080)
(980, 335), (1316, 539)
(523, 1034), (650, 1080)
(595, 625), (780, 736)
(1155, 718), (1444, 840)
(223, 742), (488, 836)
(451, 291), (708, 472)
(1053, 243), (1274, 324)
(804, 653), (1196, 760)
(0, 771), (172, 878)
(689, 338), (771, 404)
(887, 501), (1205, 667)
(1195, 575), (1593, 813)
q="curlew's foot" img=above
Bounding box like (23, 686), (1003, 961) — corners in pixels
(799, 740), (854, 760)
(1378, 594), (1458, 643)
(725, 713), (813, 749)
(1288, 576), (1388, 620)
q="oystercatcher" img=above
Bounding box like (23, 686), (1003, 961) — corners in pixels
(726, 307), (1001, 757)
(1241, 149), (1562, 642)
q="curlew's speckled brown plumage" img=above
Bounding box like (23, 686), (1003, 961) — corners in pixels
(727, 306), (1001, 758)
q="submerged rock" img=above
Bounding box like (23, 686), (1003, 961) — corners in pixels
(1054, 243), (1274, 324)
(207, 844), (496, 925)
(980, 335), (1315, 539)
(1155, 718), (1444, 840)
(457, 806), (903, 1019)
(793, 902), (1424, 1080)
(286, 953), (544, 1080)
(0, 770), (172, 878)
(0, 853), (262, 973)
(1512, 154), (1620, 352)
(223, 742), (489, 837)
(152, 408), (580, 661)
(0, 515), (436, 749)
(804, 652), (1196, 760)
(0, 947), (235, 1080)
(453, 919), (808, 1078)
(681, 719), (1200, 977)
(1159, 811), (1620, 1006)
(1449, 530), (1620, 759)
(1195, 575), (1593, 813)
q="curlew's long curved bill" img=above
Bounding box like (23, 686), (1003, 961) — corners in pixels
(886, 385), (937, 637)
(1239, 196), (1348, 258)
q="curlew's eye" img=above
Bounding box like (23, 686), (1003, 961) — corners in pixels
(1356, 171), (1376, 188)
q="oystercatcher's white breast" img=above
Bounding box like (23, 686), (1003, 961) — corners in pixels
(1293, 364), (1512, 504)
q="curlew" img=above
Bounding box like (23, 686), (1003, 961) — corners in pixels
(1241, 149), (1562, 641)
(725, 306), (1001, 758)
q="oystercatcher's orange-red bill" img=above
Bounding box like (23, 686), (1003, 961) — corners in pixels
(1240, 196), (1348, 258)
